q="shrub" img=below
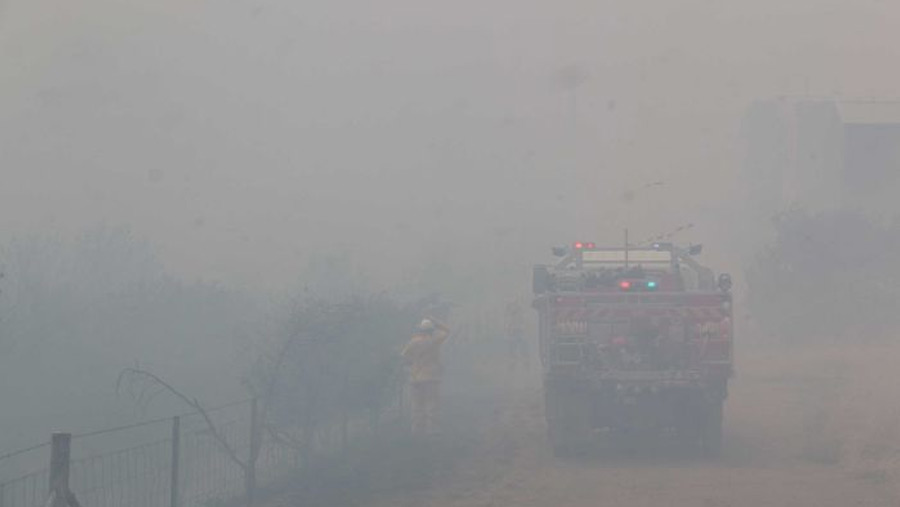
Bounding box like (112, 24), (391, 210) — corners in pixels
(746, 208), (900, 341)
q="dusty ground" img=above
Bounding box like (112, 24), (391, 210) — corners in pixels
(269, 345), (900, 507)
(371, 346), (896, 507)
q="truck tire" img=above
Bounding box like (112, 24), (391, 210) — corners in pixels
(701, 401), (724, 457)
(545, 386), (593, 457)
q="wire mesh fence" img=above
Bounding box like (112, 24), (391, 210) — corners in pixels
(0, 467), (50, 507)
(0, 395), (382, 507)
(0, 399), (286, 507)
(70, 438), (171, 507)
(0, 312), (500, 507)
(180, 411), (247, 507)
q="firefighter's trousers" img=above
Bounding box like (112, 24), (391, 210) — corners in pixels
(410, 380), (441, 436)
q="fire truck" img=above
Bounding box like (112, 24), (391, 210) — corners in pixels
(532, 242), (733, 456)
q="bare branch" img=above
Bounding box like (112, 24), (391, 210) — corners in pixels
(117, 367), (249, 472)
(264, 425), (304, 452)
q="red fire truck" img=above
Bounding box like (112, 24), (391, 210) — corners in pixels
(532, 242), (733, 456)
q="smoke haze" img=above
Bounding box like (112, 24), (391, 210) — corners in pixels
(4, 2), (900, 505)
(2, 0), (897, 288)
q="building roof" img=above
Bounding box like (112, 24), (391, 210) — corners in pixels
(837, 101), (900, 125)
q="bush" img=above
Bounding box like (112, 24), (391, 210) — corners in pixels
(254, 291), (433, 452)
(0, 226), (251, 450)
(746, 208), (900, 341)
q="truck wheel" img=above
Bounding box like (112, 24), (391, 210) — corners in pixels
(701, 401), (724, 457)
(549, 423), (578, 457)
(545, 387), (593, 457)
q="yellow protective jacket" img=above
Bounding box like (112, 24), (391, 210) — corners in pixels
(401, 324), (450, 383)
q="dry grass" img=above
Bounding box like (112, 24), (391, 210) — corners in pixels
(746, 342), (900, 494)
(824, 344), (900, 491)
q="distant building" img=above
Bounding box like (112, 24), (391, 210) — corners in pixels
(741, 97), (900, 218)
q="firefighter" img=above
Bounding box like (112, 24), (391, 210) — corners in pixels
(401, 317), (451, 437)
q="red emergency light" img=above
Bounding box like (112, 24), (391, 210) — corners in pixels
(619, 280), (632, 290)
(574, 242), (584, 249)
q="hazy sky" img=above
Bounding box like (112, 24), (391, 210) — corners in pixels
(2, 0), (900, 287)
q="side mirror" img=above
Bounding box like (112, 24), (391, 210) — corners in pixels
(688, 244), (703, 256)
(552, 246), (568, 257)
(718, 273), (733, 292)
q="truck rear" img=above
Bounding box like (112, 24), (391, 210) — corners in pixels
(533, 242), (733, 455)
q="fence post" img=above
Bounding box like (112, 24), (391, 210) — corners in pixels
(246, 398), (260, 507)
(49, 433), (71, 507)
(170, 416), (181, 507)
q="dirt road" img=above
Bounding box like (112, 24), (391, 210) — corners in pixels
(363, 350), (897, 507)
